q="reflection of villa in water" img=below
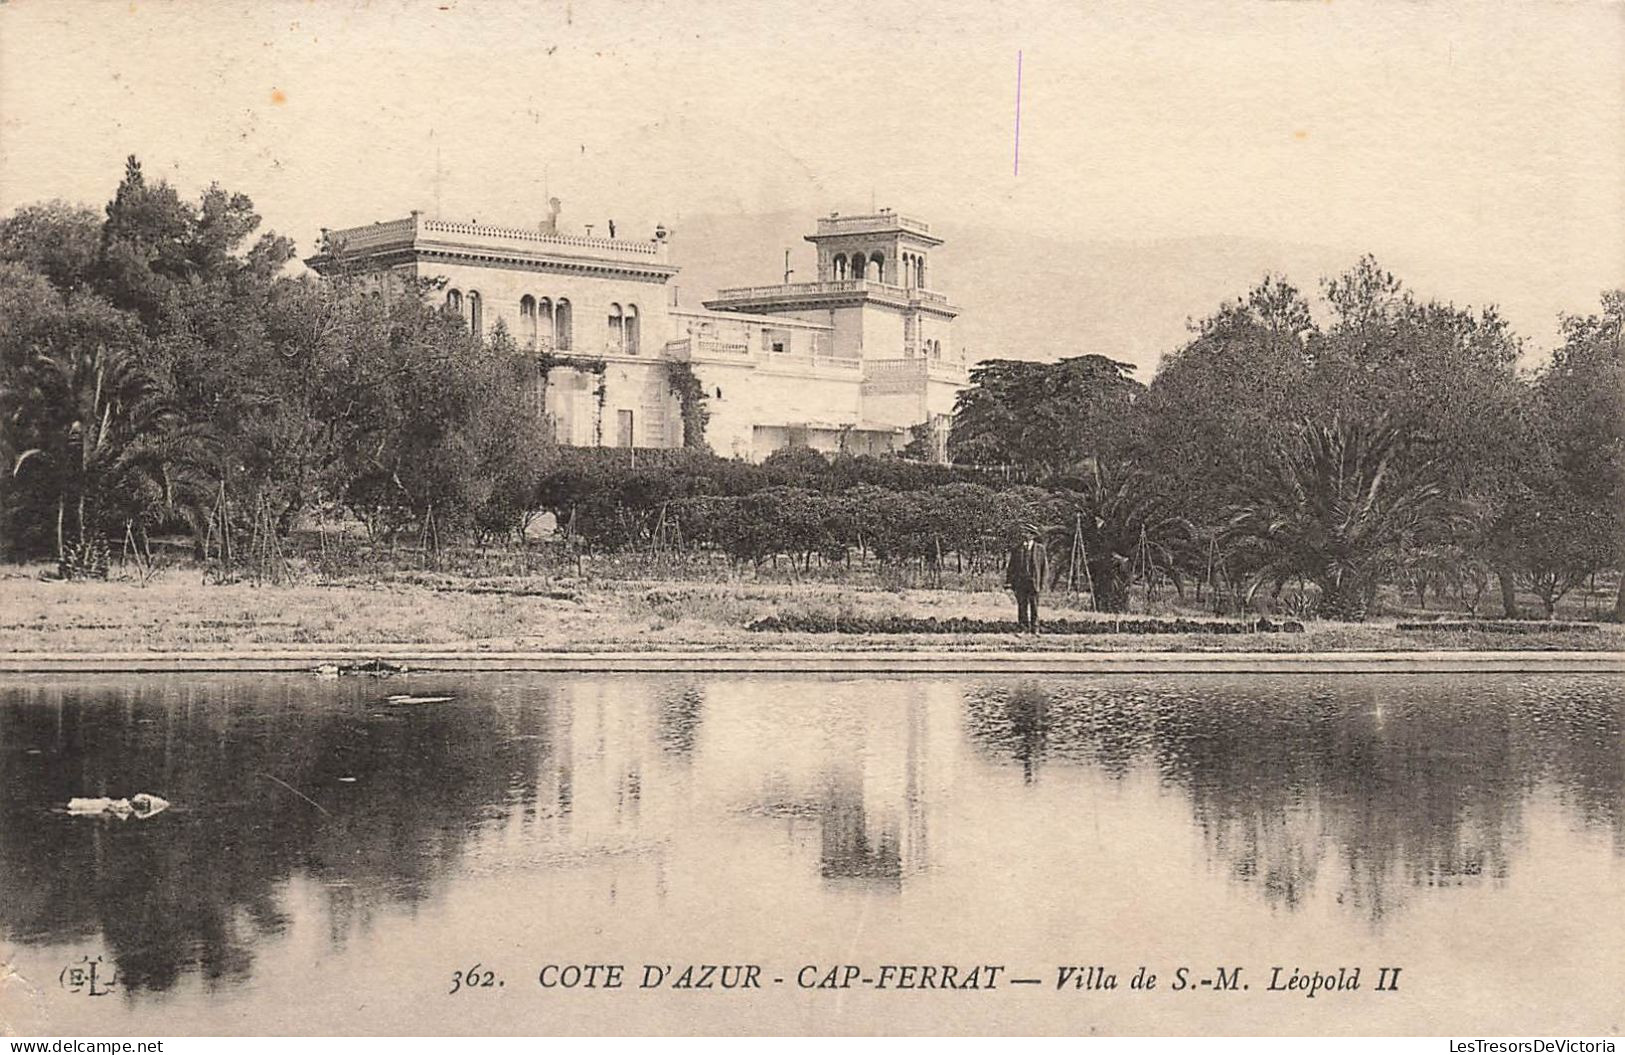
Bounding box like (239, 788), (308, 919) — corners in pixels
(533, 678), (956, 887)
(531, 679), (663, 852)
(522, 679), (950, 889)
(690, 680), (955, 886)
(814, 713), (926, 883)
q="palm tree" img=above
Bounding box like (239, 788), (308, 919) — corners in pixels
(7, 340), (195, 575)
(1226, 418), (1447, 621)
(1047, 462), (1192, 612)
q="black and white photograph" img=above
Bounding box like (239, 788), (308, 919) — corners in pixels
(0, 0), (1621, 1042)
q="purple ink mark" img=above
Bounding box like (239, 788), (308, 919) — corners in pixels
(1014, 50), (1023, 176)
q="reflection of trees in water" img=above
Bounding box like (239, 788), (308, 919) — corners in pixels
(965, 681), (1149, 782)
(1529, 679), (1625, 855)
(1000, 687), (1046, 785)
(963, 676), (1623, 919)
(0, 679), (549, 993)
(1157, 690), (1528, 921)
(656, 686), (705, 757)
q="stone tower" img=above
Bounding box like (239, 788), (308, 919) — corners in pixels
(806, 207), (942, 290)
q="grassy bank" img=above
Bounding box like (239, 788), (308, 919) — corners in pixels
(2, 564), (1619, 655)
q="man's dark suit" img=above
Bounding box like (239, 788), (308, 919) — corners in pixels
(1006, 538), (1049, 631)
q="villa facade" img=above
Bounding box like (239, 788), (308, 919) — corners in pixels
(306, 208), (968, 461)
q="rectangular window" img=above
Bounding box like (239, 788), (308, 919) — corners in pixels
(617, 409), (635, 448)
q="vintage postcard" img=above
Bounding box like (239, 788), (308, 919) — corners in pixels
(0, 0), (1621, 1041)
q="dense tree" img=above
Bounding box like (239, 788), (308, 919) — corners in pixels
(1311, 257), (1539, 614)
(95, 157), (294, 328)
(0, 158), (309, 557)
(1133, 277), (1316, 548)
(1, 159), (557, 561)
(1498, 488), (1612, 618)
(0, 201), (103, 296)
(329, 310), (554, 543)
(948, 354), (1143, 475)
(1524, 291), (1625, 617)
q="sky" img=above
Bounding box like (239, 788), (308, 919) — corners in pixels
(2, 0), (1621, 365)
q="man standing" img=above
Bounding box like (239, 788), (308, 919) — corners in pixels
(1006, 525), (1049, 632)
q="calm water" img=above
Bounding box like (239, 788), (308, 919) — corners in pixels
(0, 673), (1620, 1035)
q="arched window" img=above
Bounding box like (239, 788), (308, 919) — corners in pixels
(833, 254), (847, 280)
(520, 295), (537, 347)
(902, 252), (913, 287)
(537, 297), (554, 347)
(446, 288), (463, 313)
(467, 291), (483, 337)
(625, 304), (639, 355)
(915, 256), (925, 288)
(555, 298), (572, 350)
(607, 303), (624, 354)
(869, 253), (884, 283)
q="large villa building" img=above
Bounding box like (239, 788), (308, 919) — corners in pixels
(306, 207), (969, 461)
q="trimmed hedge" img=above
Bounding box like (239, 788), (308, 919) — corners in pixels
(746, 614), (1305, 635)
(1396, 621), (1601, 634)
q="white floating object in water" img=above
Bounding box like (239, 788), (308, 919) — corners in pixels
(385, 694), (454, 705)
(338, 776), (357, 783)
(129, 793), (169, 818)
(67, 793), (170, 819)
